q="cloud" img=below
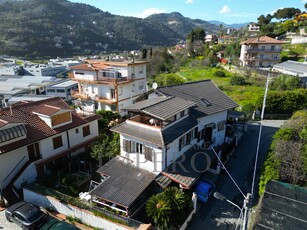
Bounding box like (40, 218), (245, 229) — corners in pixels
(301, 0), (307, 4)
(219, 5), (231, 14)
(141, 8), (166, 18)
(186, 0), (194, 3)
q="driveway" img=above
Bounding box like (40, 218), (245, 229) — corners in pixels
(187, 120), (285, 230)
(0, 210), (21, 230)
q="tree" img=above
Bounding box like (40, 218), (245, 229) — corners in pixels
(274, 8), (301, 20)
(146, 187), (191, 229)
(259, 110), (307, 194)
(90, 133), (120, 163)
(96, 110), (120, 133)
(146, 193), (172, 230)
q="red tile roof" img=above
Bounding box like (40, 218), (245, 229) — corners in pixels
(0, 97), (100, 154)
(32, 104), (63, 116)
(0, 116), (24, 128)
(241, 36), (284, 45)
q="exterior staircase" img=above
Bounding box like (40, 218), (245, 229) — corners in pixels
(2, 158), (34, 206)
(2, 184), (21, 206)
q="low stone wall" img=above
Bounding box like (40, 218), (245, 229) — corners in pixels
(179, 209), (196, 230)
(23, 188), (130, 230)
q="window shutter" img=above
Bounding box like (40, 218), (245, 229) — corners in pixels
(145, 146), (153, 162)
(123, 140), (131, 153)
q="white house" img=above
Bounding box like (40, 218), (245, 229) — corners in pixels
(0, 97), (100, 203)
(70, 59), (148, 114)
(45, 79), (78, 101)
(240, 36), (284, 68)
(89, 80), (238, 215)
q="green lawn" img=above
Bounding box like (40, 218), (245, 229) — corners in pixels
(177, 67), (266, 110)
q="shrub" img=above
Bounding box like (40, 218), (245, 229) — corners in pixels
(230, 76), (246, 85)
(214, 70), (226, 77)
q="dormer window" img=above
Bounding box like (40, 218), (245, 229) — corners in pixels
(32, 105), (72, 129)
(51, 112), (71, 126)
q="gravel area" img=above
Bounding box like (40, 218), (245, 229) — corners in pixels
(0, 209), (21, 230)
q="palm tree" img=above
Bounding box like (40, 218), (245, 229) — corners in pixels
(164, 187), (187, 211)
(146, 193), (171, 229)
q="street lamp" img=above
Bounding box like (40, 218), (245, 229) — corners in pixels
(213, 191), (251, 230)
(214, 192), (242, 229)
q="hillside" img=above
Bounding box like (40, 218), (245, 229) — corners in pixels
(0, 0), (181, 57)
(146, 12), (221, 37)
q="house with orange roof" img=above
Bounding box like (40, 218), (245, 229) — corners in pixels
(240, 36), (284, 68)
(0, 97), (100, 204)
(70, 59), (148, 114)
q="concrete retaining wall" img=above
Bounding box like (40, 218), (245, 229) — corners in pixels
(23, 188), (130, 230)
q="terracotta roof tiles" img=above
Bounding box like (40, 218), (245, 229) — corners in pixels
(240, 36), (284, 45)
(0, 97), (100, 154)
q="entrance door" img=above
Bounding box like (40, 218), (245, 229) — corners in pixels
(204, 127), (212, 143)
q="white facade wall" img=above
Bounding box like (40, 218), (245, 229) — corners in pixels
(39, 133), (69, 159)
(14, 163), (37, 188)
(198, 111), (227, 147)
(73, 70), (96, 81)
(68, 120), (99, 147)
(120, 134), (163, 174)
(0, 146), (29, 188)
(0, 66), (17, 76)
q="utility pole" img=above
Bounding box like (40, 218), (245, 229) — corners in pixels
(242, 193), (252, 230)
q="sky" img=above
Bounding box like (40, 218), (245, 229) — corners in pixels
(69, 0), (307, 24)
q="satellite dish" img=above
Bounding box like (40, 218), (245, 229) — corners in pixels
(152, 82), (158, 89)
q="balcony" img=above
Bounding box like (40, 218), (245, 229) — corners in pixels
(95, 96), (116, 104)
(129, 115), (170, 129)
(71, 90), (90, 100)
(245, 48), (282, 53)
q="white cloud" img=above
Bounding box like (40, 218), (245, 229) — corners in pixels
(219, 5), (231, 14)
(301, 0), (307, 4)
(141, 8), (166, 18)
(186, 0), (194, 4)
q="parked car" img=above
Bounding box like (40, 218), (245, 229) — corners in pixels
(40, 217), (80, 230)
(194, 179), (215, 203)
(5, 201), (47, 229)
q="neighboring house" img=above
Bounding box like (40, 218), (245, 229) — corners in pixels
(0, 97), (100, 198)
(240, 36), (284, 68)
(8, 95), (54, 106)
(23, 63), (66, 76)
(272, 60), (307, 84)
(45, 79), (78, 101)
(218, 36), (238, 44)
(0, 75), (57, 108)
(89, 80), (238, 215)
(252, 180), (307, 230)
(205, 34), (217, 43)
(70, 59), (148, 114)
(0, 64), (22, 76)
(248, 23), (260, 32)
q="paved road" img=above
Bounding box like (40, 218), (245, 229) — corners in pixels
(187, 120), (285, 230)
(0, 210), (21, 230)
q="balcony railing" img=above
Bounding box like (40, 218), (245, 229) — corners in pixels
(70, 75), (134, 84)
(95, 96), (116, 104)
(71, 90), (90, 100)
(245, 48), (282, 53)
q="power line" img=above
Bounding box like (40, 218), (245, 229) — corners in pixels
(211, 147), (247, 199)
(251, 74), (270, 199)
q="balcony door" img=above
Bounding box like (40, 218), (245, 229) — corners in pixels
(27, 143), (41, 161)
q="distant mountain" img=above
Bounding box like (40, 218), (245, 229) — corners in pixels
(146, 12), (221, 37)
(209, 20), (250, 29)
(0, 0), (246, 58)
(0, 0), (181, 57)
